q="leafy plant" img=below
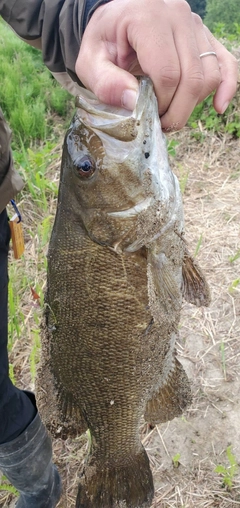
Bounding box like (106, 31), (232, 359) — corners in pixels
(172, 453), (181, 468)
(204, 0), (240, 34)
(215, 446), (239, 490)
(188, 94), (240, 139)
(167, 138), (179, 157)
(212, 22), (240, 41)
(0, 475), (18, 495)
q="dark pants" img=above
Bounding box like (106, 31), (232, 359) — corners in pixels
(0, 209), (36, 444)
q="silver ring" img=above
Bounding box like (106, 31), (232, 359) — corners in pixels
(199, 51), (217, 58)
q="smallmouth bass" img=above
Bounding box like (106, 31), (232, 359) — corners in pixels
(37, 77), (210, 507)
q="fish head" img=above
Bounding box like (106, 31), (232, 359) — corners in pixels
(61, 78), (180, 252)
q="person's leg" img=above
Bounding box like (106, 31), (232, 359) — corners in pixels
(0, 209), (61, 507)
(0, 209), (36, 445)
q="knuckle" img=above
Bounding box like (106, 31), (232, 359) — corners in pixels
(186, 71), (205, 97)
(171, 0), (191, 15)
(192, 12), (203, 27)
(158, 66), (180, 89)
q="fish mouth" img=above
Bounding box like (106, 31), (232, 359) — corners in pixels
(107, 197), (153, 218)
(75, 77), (156, 141)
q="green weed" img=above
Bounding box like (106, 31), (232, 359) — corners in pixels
(215, 446), (239, 490)
(228, 278), (240, 294)
(212, 22), (240, 40)
(172, 453), (181, 468)
(188, 85), (240, 139)
(0, 476), (18, 495)
(37, 216), (55, 250)
(229, 250), (240, 263)
(167, 138), (179, 157)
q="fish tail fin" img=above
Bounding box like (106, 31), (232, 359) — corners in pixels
(182, 249), (211, 307)
(76, 447), (154, 508)
(144, 358), (192, 425)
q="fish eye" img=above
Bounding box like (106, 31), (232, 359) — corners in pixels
(74, 155), (96, 178)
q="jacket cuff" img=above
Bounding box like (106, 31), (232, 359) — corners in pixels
(82, 0), (112, 33)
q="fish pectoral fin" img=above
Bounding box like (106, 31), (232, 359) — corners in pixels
(149, 252), (181, 312)
(144, 357), (192, 425)
(181, 250), (211, 307)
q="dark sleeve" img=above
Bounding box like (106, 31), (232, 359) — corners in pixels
(0, 0), (111, 83)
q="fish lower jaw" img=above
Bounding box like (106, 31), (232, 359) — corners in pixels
(107, 197), (153, 219)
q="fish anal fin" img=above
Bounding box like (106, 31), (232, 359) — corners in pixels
(76, 447), (154, 508)
(181, 250), (211, 307)
(144, 358), (192, 425)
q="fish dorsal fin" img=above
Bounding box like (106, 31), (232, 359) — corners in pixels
(181, 250), (211, 307)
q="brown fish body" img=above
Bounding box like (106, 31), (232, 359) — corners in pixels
(37, 78), (210, 507)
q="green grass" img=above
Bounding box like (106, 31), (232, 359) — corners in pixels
(0, 17), (67, 369)
(0, 19), (74, 150)
(0, 19), (69, 371)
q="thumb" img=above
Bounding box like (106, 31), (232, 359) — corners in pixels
(75, 56), (139, 111)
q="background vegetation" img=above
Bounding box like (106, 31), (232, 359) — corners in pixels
(0, 18), (74, 151)
(204, 0), (240, 34)
(0, 9), (239, 507)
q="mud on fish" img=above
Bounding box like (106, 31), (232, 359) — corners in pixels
(36, 77), (210, 508)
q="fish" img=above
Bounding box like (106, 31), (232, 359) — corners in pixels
(36, 77), (210, 508)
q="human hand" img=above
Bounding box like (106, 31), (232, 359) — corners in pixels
(75, 0), (238, 131)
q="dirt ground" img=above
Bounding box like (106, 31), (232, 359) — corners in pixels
(1, 110), (240, 507)
(148, 129), (240, 507)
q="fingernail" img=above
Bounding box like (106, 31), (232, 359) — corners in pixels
(121, 89), (138, 111)
(221, 101), (230, 114)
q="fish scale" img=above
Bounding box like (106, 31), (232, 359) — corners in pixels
(36, 77), (210, 507)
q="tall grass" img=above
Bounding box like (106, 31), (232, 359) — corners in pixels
(0, 20), (73, 378)
(0, 19), (74, 150)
